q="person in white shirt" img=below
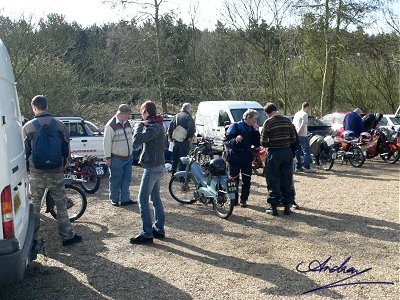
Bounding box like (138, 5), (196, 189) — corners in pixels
(292, 102), (315, 173)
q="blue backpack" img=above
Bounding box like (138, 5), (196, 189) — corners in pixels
(31, 118), (63, 169)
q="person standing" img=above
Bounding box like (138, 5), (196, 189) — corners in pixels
(292, 102), (315, 173)
(344, 108), (364, 137)
(261, 103), (297, 216)
(103, 104), (135, 206)
(225, 109), (260, 207)
(168, 103), (196, 175)
(23, 95), (82, 246)
(131, 101), (166, 244)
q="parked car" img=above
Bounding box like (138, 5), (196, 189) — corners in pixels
(129, 113), (174, 164)
(320, 112), (347, 135)
(195, 100), (266, 152)
(56, 117), (105, 160)
(0, 39), (34, 286)
(286, 115), (333, 137)
(379, 115), (400, 131)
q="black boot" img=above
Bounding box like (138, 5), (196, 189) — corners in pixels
(284, 205), (291, 215)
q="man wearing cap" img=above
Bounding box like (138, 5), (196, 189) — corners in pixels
(168, 103), (196, 174)
(344, 108), (364, 137)
(103, 104), (135, 206)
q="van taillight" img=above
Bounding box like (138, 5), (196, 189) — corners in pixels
(1, 185), (15, 239)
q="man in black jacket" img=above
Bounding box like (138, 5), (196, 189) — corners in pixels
(168, 103), (196, 174)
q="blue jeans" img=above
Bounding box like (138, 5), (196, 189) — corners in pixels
(109, 156), (133, 203)
(138, 165), (165, 238)
(296, 136), (311, 169)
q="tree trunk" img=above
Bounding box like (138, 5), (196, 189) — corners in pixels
(320, 0), (331, 117)
(154, 0), (167, 113)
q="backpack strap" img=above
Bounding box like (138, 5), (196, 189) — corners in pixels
(49, 118), (58, 129)
(32, 119), (42, 131)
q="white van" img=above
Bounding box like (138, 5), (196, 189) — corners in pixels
(0, 39), (34, 286)
(195, 100), (266, 151)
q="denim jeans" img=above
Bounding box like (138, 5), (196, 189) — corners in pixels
(138, 165), (165, 238)
(109, 155), (133, 203)
(171, 140), (192, 174)
(296, 136), (311, 169)
(265, 147), (295, 206)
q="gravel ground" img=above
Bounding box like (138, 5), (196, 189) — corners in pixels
(1, 159), (399, 300)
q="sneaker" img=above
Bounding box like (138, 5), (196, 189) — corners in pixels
(152, 228), (165, 239)
(295, 167), (304, 172)
(120, 200), (138, 206)
(110, 201), (120, 206)
(239, 201), (248, 208)
(304, 167), (316, 173)
(266, 206), (278, 216)
(62, 234), (83, 246)
(291, 202), (299, 209)
(284, 205), (291, 215)
(130, 235), (153, 244)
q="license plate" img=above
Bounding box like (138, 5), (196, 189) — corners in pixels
(96, 166), (104, 176)
(227, 181), (238, 193)
(14, 192), (21, 214)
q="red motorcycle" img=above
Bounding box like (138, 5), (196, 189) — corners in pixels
(358, 130), (399, 164)
(64, 155), (102, 193)
(252, 147), (267, 176)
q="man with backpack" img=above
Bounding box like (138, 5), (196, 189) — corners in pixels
(23, 95), (82, 246)
(168, 103), (196, 175)
(225, 109), (261, 208)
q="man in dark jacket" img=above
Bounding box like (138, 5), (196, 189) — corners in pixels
(344, 108), (364, 137)
(23, 95), (82, 246)
(362, 113), (383, 132)
(225, 109), (260, 207)
(168, 103), (196, 174)
(131, 101), (166, 244)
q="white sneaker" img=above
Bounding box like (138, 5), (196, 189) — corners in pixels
(304, 167), (316, 173)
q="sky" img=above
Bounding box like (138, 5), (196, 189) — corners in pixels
(0, 0), (226, 30)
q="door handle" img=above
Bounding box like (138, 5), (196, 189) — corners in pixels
(81, 140), (88, 142)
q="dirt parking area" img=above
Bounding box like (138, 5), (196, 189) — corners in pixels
(1, 159), (399, 300)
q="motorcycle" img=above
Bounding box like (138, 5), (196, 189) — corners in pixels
(251, 147), (267, 176)
(168, 151), (237, 219)
(331, 133), (365, 167)
(358, 129), (399, 164)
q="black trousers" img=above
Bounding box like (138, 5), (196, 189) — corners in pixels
(265, 147), (295, 206)
(171, 140), (191, 174)
(229, 157), (252, 202)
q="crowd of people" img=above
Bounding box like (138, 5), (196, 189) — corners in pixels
(24, 95), (384, 247)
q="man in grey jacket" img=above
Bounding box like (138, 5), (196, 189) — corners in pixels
(130, 100), (166, 244)
(168, 103), (195, 174)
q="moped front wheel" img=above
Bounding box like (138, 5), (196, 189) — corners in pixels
(80, 165), (101, 194)
(169, 176), (197, 204)
(380, 142), (400, 164)
(49, 184), (87, 222)
(213, 183), (234, 219)
(319, 149), (335, 170)
(348, 146), (365, 168)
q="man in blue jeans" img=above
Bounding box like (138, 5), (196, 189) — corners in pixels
(131, 100), (166, 244)
(292, 102), (316, 173)
(103, 104), (136, 206)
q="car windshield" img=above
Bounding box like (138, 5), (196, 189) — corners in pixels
(230, 108), (267, 126)
(390, 117), (400, 125)
(308, 117), (328, 126)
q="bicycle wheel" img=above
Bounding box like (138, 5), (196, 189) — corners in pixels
(50, 185), (87, 222)
(80, 165), (100, 194)
(380, 142), (400, 164)
(212, 183), (234, 219)
(348, 146), (365, 168)
(319, 149), (335, 170)
(168, 176), (197, 204)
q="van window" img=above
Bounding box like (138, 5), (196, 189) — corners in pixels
(230, 108), (267, 126)
(218, 111), (230, 127)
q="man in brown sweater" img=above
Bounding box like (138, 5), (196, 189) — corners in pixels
(261, 103), (297, 216)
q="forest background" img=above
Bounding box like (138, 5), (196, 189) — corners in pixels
(1, 0), (399, 124)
